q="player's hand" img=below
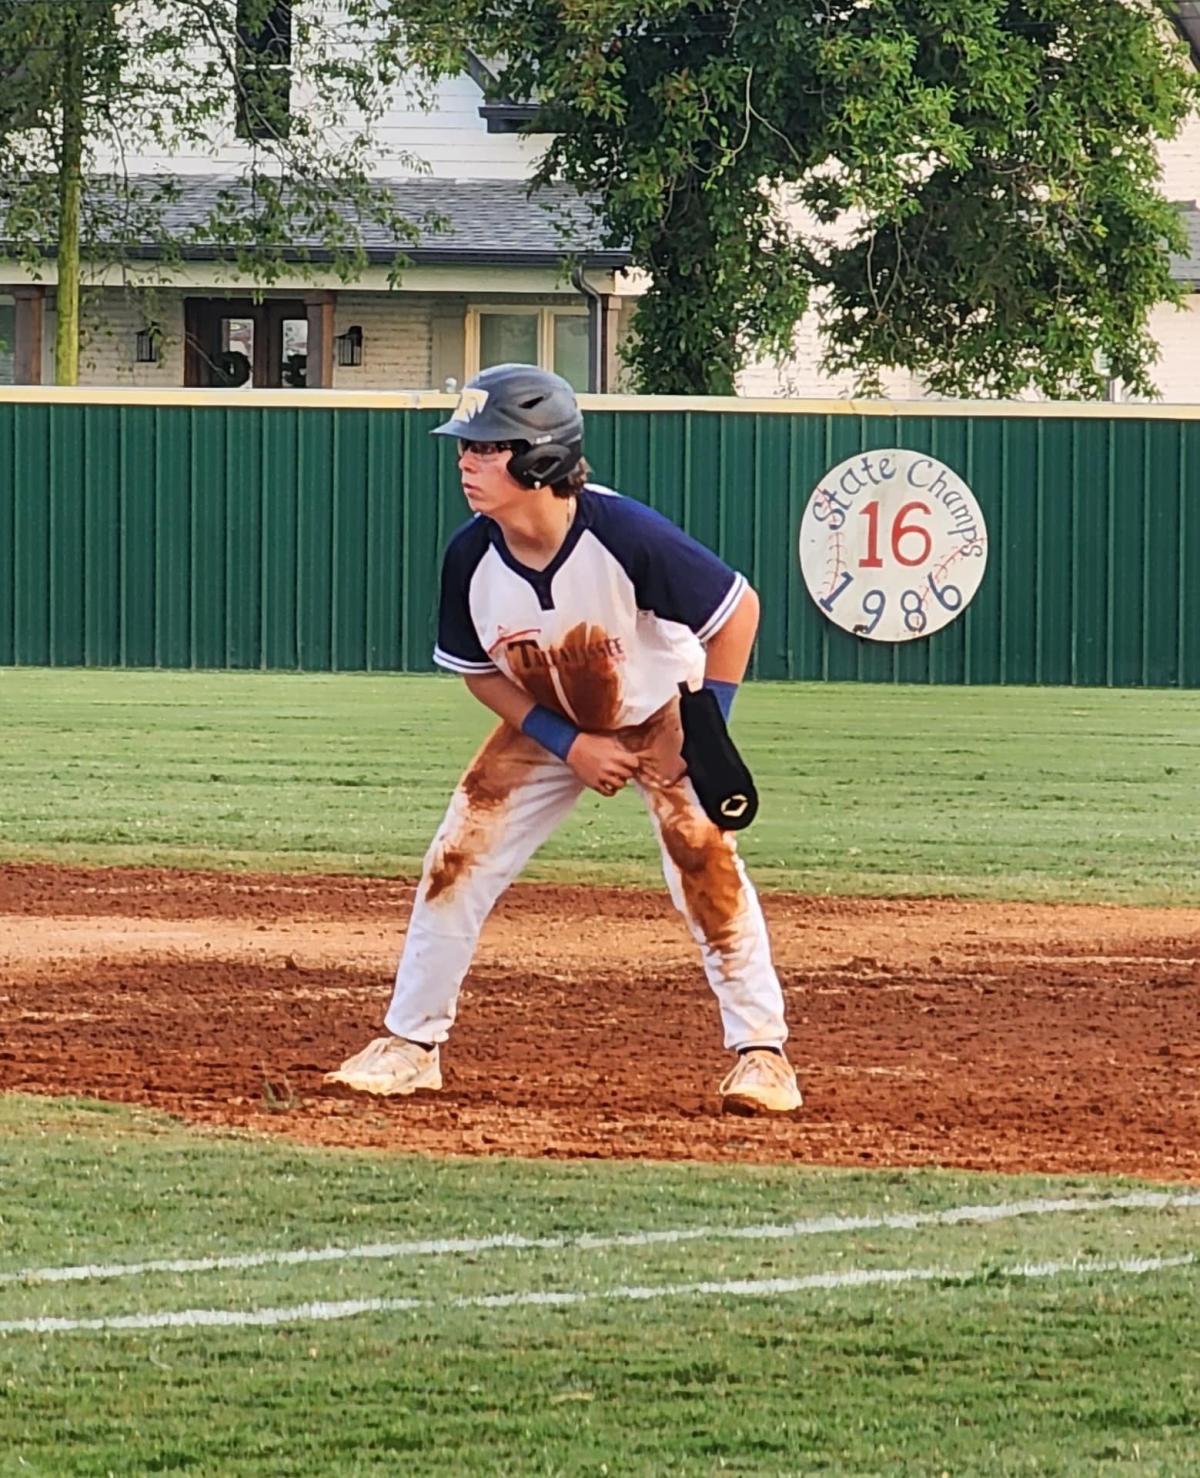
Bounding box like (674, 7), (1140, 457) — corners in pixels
(566, 733), (641, 797)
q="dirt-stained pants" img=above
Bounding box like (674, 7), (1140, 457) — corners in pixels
(384, 722), (788, 1051)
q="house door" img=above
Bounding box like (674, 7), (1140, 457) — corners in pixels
(184, 298), (309, 387)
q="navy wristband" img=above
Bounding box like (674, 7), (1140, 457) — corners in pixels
(703, 678), (738, 721)
(521, 704), (580, 762)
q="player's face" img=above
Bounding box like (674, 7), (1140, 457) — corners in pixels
(457, 439), (525, 515)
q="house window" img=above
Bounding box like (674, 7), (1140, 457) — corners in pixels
(467, 306), (590, 391)
(235, 0), (292, 141)
(0, 297), (14, 386)
(552, 314), (590, 393)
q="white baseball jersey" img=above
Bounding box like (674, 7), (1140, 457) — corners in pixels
(433, 485), (747, 729)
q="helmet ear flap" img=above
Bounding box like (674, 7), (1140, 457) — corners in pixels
(507, 440), (582, 489)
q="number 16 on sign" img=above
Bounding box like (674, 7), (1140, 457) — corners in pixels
(799, 449), (988, 644)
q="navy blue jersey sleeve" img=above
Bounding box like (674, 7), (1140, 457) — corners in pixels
(583, 488), (748, 639)
(433, 518), (497, 674)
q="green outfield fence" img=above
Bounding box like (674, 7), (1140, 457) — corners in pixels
(1, 387), (1198, 685)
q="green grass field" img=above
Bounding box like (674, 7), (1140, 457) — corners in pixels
(1, 668), (1197, 901)
(2, 1098), (1199, 1476)
(2, 669), (1199, 1474)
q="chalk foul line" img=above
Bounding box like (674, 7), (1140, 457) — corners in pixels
(1, 1252), (1194, 1336)
(3, 1188), (1198, 1289)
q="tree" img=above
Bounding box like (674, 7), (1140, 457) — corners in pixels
(0, 0), (430, 383)
(397, 0), (1198, 397)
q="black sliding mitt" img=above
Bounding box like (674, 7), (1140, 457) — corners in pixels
(678, 683), (758, 831)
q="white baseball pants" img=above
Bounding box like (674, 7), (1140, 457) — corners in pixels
(383, 721), (789, 1052)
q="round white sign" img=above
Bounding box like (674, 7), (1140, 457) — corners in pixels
(798, 449), (988, 642)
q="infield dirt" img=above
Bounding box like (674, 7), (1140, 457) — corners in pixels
(2, 863), (1198, 1176)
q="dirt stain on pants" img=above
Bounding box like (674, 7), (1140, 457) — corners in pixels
(644, 779), (747, 958)
(422, 725), (538, 904)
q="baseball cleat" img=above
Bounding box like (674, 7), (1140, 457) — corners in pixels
(324, 1036), (442, 1096)
(719, 1049), (803, 1116)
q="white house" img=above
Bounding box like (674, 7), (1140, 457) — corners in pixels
(0, 33), (636, 393)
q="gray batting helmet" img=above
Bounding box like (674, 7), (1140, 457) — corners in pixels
(432, 363), (584, 488)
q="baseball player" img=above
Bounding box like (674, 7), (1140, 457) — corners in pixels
(326, 364), (801, 1115)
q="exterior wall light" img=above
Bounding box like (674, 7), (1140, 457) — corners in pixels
(135, 326), (160, 364)
(335, 324), (363, 367)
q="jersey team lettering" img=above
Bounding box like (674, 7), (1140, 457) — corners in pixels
(798, 449), (989, 643)
(493, 629), (627, 672)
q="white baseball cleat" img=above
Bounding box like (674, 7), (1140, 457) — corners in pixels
(324, 1036), (442, 1096)
(719, 1049), (803, 1116)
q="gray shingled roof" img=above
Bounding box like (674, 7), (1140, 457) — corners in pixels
(7, 175), (1196, 283)
(13, 175), (631, 269)
(1170, 203), (1200, 285)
